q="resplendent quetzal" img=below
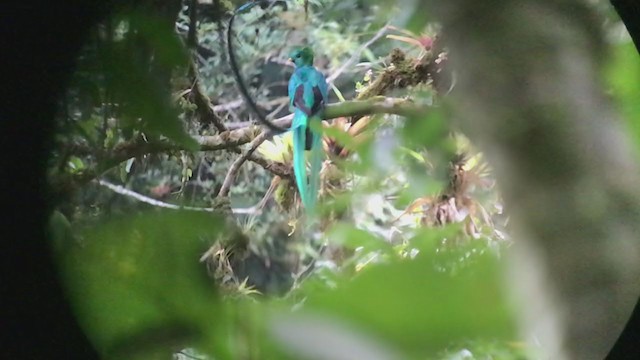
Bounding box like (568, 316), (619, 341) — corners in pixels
(288, 46), (328, 210)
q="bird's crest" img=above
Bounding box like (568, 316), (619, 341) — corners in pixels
(289, 46), (315, 67)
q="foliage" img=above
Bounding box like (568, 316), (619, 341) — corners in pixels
(47, 0), (639, 359)
(606, 40), (640, 154)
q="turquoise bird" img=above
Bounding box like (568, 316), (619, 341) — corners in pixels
(288, 46), (328, 210)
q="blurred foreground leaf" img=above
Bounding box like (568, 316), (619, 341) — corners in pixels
(269, 312), (403, 360)
(281, 228), (516, 358)
(59, 211), (223, 358)
(106, 10), (197, 150)
(606, 40), (640, 153)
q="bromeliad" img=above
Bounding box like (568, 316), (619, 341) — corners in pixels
(288, 46), (328, 211)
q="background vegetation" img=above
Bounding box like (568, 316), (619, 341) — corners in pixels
(47, 0), (640, 359)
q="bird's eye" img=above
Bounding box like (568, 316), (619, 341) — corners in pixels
(296, 54), (301, 58)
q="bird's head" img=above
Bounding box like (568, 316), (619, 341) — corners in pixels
(288, 46), (314, 67)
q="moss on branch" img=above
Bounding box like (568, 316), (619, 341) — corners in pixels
(53, 94), (427, 201)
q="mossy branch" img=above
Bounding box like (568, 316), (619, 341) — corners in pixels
(324, 96), (423, 119)
(52, 96), (427, 201)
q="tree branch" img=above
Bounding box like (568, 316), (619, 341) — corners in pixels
(355, 48), (436, 100)
(218, 131), (271, 197)
(54, 97), (424, 199)
(211, 97), (288, 113)
(191, 77), (228, 132)
(95, 179), (255, 215)
(324, 97), (422, 119)
(188, 56), (228, 132)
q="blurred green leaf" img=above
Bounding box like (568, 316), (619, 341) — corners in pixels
(437, 339), (529, 360)
(398, 146), (426, 163)
(77, 114), (101, 144)
(299, 242), (516, 358)
(605, 40), (640, 153)
(318, 123), (356, 149)
(61, 210), (223, 357)
(327, 223), (394, 254)
(401, 105), (450, 151)
(408, 225), (459, 253)
(48, 210), (75, 258)
(128, 12), (189, 70)
(68, 156), (86, 173)
(268, 311), (402, 360)
(405, 3), (433, 35)
(105, 10), (197, 151)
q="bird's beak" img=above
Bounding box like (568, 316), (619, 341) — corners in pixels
(287, 58), (293, 62)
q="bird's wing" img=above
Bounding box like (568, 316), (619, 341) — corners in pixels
(290, 68), (326, 117)
(288, 72), (298, 112)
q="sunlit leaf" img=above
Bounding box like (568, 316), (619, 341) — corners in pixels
(331, 82), (347, 102)
(68, 156), (85, 173)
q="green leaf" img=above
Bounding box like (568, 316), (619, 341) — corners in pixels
(398, 146), (426, 163)
(401, 105), (451, 151)
(405, 3), (433, 35)
(319, 124), (353, 147)
(300, 242), (516, 357)
(48, 210), (75, 258)
(128, 12), (189, 70)
(320, 123), (375, 165)
(407, 225), (460, 253)
(327, 223), (393, 254)
(105, 10), (197, 151)
(331, 82), (347, 102)
(268, 312), (402, 360)
(68, 156), (85, 173)
(60, 211), (223, 357)
(605, 40), (640, 155)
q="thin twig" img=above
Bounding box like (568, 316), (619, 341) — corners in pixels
(244, 176), (280, 226)
(227, 0), (289, 133)
(218, 130), (271, 197)
(256, 175), (279, 211)
(266, 98), (289, 119)
(96, 179), (254, 214)
(327, 23), (390, 85)
(211, 96), (288, 113)
(226, 146), (292, 179)
(225, 121), (253, 129)
(211, 98), (244, 112)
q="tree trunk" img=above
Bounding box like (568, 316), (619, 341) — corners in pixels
(425, 1), (640, 358)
